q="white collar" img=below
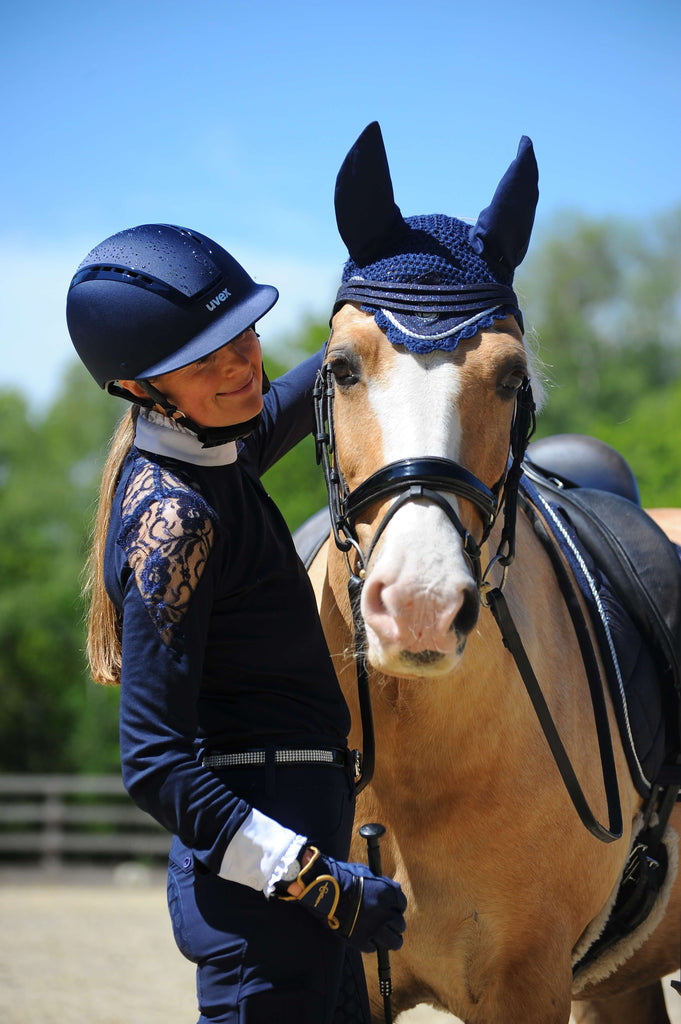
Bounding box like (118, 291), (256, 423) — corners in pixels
(134, 409), (238, 466)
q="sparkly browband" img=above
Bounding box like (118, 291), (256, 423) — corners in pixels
(334, 279), (519, 317)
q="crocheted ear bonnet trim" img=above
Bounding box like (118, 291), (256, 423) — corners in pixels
(334, 213), (521, 353)
(333, 123), (539, 354)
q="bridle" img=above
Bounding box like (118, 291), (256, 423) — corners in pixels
(313, 360), (536, 597)
(312, 358), (624, 846)
(313, 360), (536, 791)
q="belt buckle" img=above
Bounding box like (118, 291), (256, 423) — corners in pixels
(351, 749), (362, 784)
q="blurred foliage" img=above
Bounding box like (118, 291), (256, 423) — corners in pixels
(0, 210), (679, 773)
(516, 206), (681, 505)
(261, 315), (330, 531)
(0, 368), (123, 773)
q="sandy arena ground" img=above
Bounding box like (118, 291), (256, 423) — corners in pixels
(1, 865), (679, 1024)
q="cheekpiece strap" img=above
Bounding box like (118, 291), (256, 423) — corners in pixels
(334, 279), (519, 317)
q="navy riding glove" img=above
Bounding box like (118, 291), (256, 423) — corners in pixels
(277, 846), (407, 953)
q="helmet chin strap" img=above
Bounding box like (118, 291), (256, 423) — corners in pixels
(108, 365), (272, 449)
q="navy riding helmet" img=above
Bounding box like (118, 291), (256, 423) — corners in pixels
(66, 223), (278, 445)
(67, 223), (278, 386)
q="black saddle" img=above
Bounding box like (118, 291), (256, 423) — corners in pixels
(525, 433), (642, 503)
(527, 435), (681, 979)
(524, 434), (681, 718)
(294, 506), (331, 570)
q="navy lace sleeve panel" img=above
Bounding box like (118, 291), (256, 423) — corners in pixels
(104, 354), (349, 875)
(119, 461), (215, 645)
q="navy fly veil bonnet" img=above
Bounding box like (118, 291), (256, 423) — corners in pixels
(333, 122), (539, 352)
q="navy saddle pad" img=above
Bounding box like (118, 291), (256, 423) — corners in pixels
(522, 466), (681, 795)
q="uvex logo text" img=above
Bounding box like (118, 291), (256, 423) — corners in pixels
(205, 289), (232, 312)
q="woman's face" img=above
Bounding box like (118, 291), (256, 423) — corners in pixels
(121, 328), (264, 428)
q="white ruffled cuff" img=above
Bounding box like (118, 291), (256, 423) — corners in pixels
(218, 808), (307, 895)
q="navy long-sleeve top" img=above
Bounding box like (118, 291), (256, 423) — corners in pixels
(104, 352), (350, 879)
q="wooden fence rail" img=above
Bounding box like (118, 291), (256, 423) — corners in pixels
(0, 774), (170, 866)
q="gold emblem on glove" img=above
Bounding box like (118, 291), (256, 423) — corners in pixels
(278, 846), (342, 929)
(314, 882), (330, 908)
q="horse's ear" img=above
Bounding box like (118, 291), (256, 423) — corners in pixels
(334, 121), (406, 265)
(469, 136), (539, 280)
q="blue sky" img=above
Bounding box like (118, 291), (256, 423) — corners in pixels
(2, 0), (679, 408)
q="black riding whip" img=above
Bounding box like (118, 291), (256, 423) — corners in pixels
(359, 822), (393, 1024)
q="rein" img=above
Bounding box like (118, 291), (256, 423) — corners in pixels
(313, 362), (625, 842)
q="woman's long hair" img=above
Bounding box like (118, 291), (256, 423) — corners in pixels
(83, 406), (138, 685)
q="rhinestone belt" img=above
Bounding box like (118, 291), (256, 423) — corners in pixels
(202, 747), (347, 769)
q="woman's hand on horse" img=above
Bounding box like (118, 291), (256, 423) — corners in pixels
(275, 845), (407, 952)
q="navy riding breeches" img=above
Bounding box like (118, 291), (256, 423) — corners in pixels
(166, 756), (370, 1023)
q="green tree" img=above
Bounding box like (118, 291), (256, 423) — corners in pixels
(588, 376), (681, 507)
(261, 316), (330, 531)
(0, 369), (122, 772)
(517, 207), (681, 504)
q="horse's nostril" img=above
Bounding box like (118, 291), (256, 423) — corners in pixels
(451, 586), (480, 637)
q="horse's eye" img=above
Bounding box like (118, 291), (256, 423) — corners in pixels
(328, 354), (360, 387)
(498, 367), (526, 398)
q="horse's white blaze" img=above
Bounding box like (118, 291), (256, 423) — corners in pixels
(360, 351), (478, 674)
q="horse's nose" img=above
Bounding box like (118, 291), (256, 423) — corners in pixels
(362, 572), (479, 652)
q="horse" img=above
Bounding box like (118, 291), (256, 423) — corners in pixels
(303, 124), (681, 1024)
(649, 509), (681, 548)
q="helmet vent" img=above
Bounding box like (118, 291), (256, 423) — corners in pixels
(96, 265), (155, 285)
(175, 227), (209, 247)
(74, 225), (220, 299)
(70, 264), (165, 292)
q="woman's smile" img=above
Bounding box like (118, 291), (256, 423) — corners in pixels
(120, 328), (264, 428)
(218, 370), (256, 397)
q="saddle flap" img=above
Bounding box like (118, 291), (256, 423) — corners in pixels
(546, 486), (681, 695)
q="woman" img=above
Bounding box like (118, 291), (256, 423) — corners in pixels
(66, 222), (406, 1023)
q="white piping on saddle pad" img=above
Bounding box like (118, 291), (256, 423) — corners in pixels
(379, 304), (502, 342)
(535, 492), (651, 793)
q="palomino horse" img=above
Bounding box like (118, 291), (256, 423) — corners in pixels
(650, 509), (681, 548)
(306, 124), (681, 1023)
